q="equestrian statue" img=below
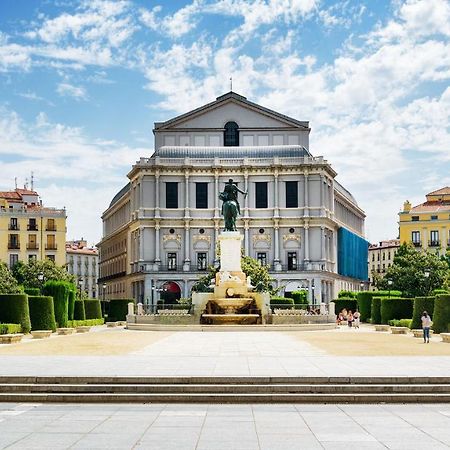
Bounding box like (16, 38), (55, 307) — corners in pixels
(219, 178), (247, 231)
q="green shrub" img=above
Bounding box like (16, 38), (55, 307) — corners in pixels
(108, 299), (133, 321)
(389, 319), (412, 327)
(0, 323), (21, 334)
(292, 290), (308, 305)
(42, 281), (69, 328)
(0, 294), (31, 333)
(374, 290), (402, 297)
(67, 318), (105, 327)
(74, 300), (86, 321)
(356, 292), (373, 322)
(270, 297), (294, 305)
(338, 290), (356, 298)
(371, 297), (382, 324)
(67, 290), (76, 321)
(84, 299), (102, 320)
(24, 287), (40, 296)
(332, 298), (357, 315)
(411, 296), (435, 329)
(380, 298), (414, 324)
(28, 296), (56, 332)
(432, 294), (450, 334)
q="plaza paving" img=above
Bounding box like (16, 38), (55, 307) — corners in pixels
(1, 402), (450, 449)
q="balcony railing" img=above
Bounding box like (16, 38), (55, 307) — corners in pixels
(8, 242), (20, 249)
(27, 243), (39, 250)
(46, 226), (57, 231)
(428, 240), (440, 247)
(412, 241), (422, 247)
(27, 224), (38, 231)
(45, 244), (57, 250)
(8, 224), (19, 230)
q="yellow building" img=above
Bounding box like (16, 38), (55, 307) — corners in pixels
(0, 188), (67, 267)
(399, 187), (450, 255)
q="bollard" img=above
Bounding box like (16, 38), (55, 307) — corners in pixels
(328, 302), (335, 317)
(128, 302), (135, 316)
(320, 302), (326, 315)
(137, 303), (144, 315)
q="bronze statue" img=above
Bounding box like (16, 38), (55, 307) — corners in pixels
(219, 179), (247, 231)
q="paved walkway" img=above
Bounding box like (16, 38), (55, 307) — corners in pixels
(1, 402), (450, 449)
(1, 331), (450, 377)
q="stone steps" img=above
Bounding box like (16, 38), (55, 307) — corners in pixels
(0, 376), (450, 403)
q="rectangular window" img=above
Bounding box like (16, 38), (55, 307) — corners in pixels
(9, 254), (19, 268)
(431, 215), (438, 220)
(47, 255), (55, 262)
(196, 183), (208, 209)
(47, 219), (56, 231)
(197, 252), (207, 271)
(28, 218), (38, 231)
(166, 182), (178, 208)
(287, 252), (297, 270)
(256, 252), (267, 266)
(167, 253), (177, 271)
(255, 182), (268, 208)
(285, 181), (298, 208)
(27, 234), (38, 250)
(411, 216), (419, 221)
(9, 218), (18, 230)
(8, 234), (19, 249)
(411, 231), (421, 246)
(46, 235), (56, 250)
(28, 254), (37, 262)
(430, 230), (439, 246)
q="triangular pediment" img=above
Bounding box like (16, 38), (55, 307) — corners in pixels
(154, 92), (309, 131)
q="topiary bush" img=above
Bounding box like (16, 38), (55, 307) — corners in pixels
(42, 281), (69, 328)
(332, 298), (357, 315)
(68, 318), (105, 327)
(108, 299), (133, 322)
(380, 298), (414, 324)
(371, 297), (382, 324)
(67, 290), (76, 321)
(338, 290), (357, 298)
(411, 296), (435, 329)
(0, 323), (21, 334)
(0, 294), (31, 333)
(84, 299), (102, 320)
(24, 287), (40, 296)
(74, 300), (86, 320)
(432, 294), (450, 334)
(28, 296), (56, 332)
(389, 319), (412, 328)
(291, 290), (308, 305)
(356, 292), (373, 322)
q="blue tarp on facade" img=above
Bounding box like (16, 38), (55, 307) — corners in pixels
(337, 227), (369, 280)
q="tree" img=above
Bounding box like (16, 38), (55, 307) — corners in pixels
(12, 260), (75, 290)
(0, 263), (22, 294)
(378, 243), (448, 298)
(191, 256), (276, 295)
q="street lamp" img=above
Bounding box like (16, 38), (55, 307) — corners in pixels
(102, 283), (106, 316)
(387, 279), (393, 297)
(424, 270), (430, 295)
(311, 285), (315, 307)
(78, 279), (83, 300)
(360, 281), (365, 291)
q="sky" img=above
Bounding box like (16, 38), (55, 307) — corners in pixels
(0, 0), (449, 246)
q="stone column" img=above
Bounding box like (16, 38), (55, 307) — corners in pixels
(321, 226), (326, 262)
(144, 276), (152, 305)
(304, 224), (310, 262)
(139, 227), (144, 261)
(244, 220), (250, 256)
(214, 170), (219, 218)
(154, 170), (160, 218)
(244, 170), (249, 216)
(273, 170), (279, 218)
(330, 178), (334, 216)
(154, 222), (160, 270)
(184, 170), (190, 218)
(273, 219), (281, 271)
(304, 171), (309, 217)
(320, 174), (325, 216)
(183, 220), (190, 271)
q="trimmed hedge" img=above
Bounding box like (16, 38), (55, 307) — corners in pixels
(68, 318), (105, 327)
(0, 294), (31, 333)
(74, 300), (86, 320)
(338, 290), (357, 298)
(389, 319), (412, 328)
(28, 296), (56, 332)
(84, 299), (102, 320)
(432, 289), (449, 296)
(24, 287), (40, 296)
(42, 281), (69, 328)
(0, 323), (21, 334)
(292, 290), (308, 305)
(332, 298), (357, 314)
(356, 291), (402, 323)
(108, 299), (133, 322)
(270, 297), (294, 305)
(411, 296), (435, 330)
(371, 297), (382, 324)
(67, 290), (76, 321)
(433, 294), (450, 334)
(380, 298), (414, 325)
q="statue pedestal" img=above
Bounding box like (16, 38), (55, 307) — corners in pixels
(218, 231), (243, 272)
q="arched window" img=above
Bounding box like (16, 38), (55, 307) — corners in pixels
(224, 121), (239, 146)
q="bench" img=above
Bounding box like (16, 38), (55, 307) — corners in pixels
(390, 326), (409, 334)
(0, 334), (23, 344)
(374, 325), (390, 332)
(412, 329), (433, 338)
(441, 333), (450, 343)
(76, 326), (91, 333)
(57, 328), (76, 335)
(31, 330), (52, 339)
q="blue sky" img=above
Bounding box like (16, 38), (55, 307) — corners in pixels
(0, 0), (449, 245)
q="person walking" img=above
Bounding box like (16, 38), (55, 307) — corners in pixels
(421, 311), (432, 343)
(353, 310), (360, 329)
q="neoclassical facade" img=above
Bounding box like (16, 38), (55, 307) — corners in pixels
(99, 92), (367, 303)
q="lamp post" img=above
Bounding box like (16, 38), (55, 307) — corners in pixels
(424, 270), (430, 295)
(78, 279), (83, 301)
(387, 279), (393, 297)
(37, 272), (44, 289)
(360, 281), (365, 292)
(102, 283), (106, 317)
(311, 285), (315, 307)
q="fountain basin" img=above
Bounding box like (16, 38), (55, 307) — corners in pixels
(202, 314), (260, 324)
(211, 298), (254, 314)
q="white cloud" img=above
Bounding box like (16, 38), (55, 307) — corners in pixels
(56, 82), (88, 100)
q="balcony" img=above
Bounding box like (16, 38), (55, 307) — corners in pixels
(428, 240), (440, 247)
(8, 224), (19, 231)
(45, 244), (58, 250)
(8, 242), (20, 249)
(412, 241), (422, 247)
(27, 224), (38, 231)
(27, 243), (39, 250)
